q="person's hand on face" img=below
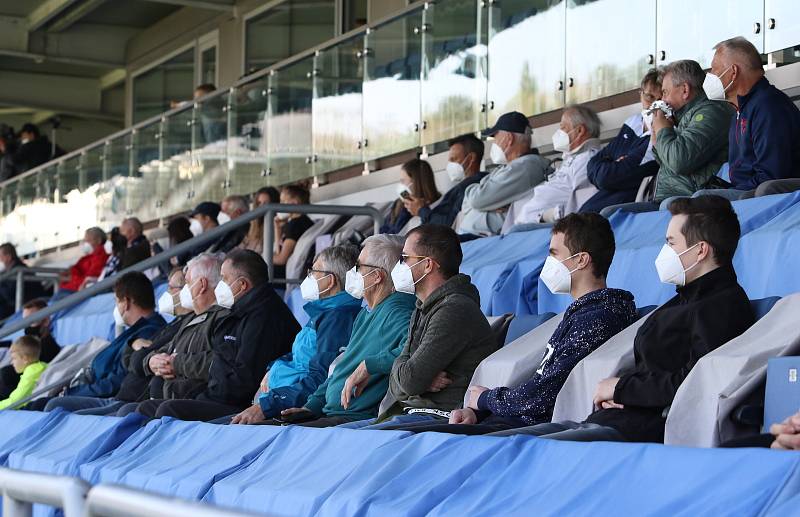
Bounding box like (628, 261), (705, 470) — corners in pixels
(650, 108), (673, 143)
(231, 404), (266, 425)
(402, 196), (427, 217)
(449, 408), (478, 425)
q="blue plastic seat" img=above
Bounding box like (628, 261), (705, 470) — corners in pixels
(504, 312), (556, 346)
(751, 296), (780, 321)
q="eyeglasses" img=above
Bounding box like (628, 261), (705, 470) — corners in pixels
(355, 262), (383, 272)
(401, 253), (429, 264)
(306, 268), (334, 278)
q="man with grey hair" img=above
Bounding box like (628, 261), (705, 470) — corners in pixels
(211, 195), (251, 253)
(509, 104), (603, 231)
(230, 244), (363, 424)
(648, 59), (734, 203)
(706, 36), (800, 196)
(458, 111), (551, 237)
(275, 234), (417, 427)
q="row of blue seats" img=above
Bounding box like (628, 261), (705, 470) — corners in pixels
(2, 409), (799, 516)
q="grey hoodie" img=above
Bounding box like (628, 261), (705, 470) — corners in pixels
(387, 274), (498, 412)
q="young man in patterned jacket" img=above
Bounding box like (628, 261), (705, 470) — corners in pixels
(382, 213), (638, 435)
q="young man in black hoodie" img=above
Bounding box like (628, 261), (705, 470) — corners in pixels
(491, 195), (755, 442)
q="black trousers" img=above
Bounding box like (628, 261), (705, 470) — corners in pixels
(136, 398), (245, 422)
(0, 365), (21, 399)
(379, 420), (518, 435)
(255, 415), (358, 428)
(719, 433), (775, 448)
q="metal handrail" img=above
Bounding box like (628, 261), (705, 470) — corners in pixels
(0, 266), (66, 314)
(0, 467), (89, 517)
(84, 485), (258, 517)
(0, 202), (382, 341)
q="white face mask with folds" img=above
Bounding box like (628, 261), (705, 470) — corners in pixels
(217, 212), (231, 225)
(489, 142), (507, 165)
(446, 161), (465, 183)
(703, 66), (733, 101)
(390, 258), (430, 296)
(189, 218), (204, 237)
(654, 243), (700, 286)
(300, 273), (333, 302)
(540, 253), (581, 294)
(551, 128), (572, 153)
(157, 291), (176, 316)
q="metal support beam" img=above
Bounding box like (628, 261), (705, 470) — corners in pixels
(0, 49), (123, 69)
(99, 68), (127, 90)
(27, 0), (81, 32)
(129, 0), (235, 12)
(47, 0), (107, 32)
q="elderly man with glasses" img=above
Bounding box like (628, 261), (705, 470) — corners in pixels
(268, 234), (416, 428)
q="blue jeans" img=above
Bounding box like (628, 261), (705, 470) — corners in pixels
(44, 396), (124, 415)
(337, 413), (442, 430)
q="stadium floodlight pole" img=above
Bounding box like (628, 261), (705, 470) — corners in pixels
(0, 203), (382, 341)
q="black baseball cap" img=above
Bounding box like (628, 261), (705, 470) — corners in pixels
(482, 111), (531, 137)
(190, 201), (220, 221)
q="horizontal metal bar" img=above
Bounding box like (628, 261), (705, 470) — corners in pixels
(0, 203), (383, 340)
(85, 485), (257, 517)
(0, 467), (89, 517)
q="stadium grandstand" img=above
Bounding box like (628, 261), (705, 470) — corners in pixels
(0, 0), (800, 515)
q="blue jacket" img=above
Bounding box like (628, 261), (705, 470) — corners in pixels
(728, 77), (800, 190)
(259, 291), (362, 417)
(581, 115), (659, 213)
(380, 203), (411, 234)
(478, 288), (637, 425)
(418, 172), (487, 227)
(68, 312), (166, 398)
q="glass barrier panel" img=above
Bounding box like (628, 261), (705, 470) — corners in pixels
(127, 122), (163, 222)
(421, 0), (484, 145)
(229, 77), (272, 195)
(161, 107), (197, 215)
(56, 155), (90, 246)
(566, 0), (655, 104)
(35, 165), (60, 251)
(313, 34), (365, 176)
(83, 145), (105, 189)
(362, 8), (423, 161)
(268, 57), (314, 186)
(765, 1), (800, 53)
(486, 0), (566, 126)
(657, 0), (764, 68)
(95, 135), (132, 230)
(192, 91), (229, 204)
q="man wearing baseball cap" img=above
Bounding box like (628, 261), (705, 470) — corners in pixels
(457, 111), (551, 238)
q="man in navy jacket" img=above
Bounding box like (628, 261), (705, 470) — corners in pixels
(580, 70), (662, 213)
(709, 37), (800, 193)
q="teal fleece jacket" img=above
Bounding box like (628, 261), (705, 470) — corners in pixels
(304, 291), (416, 421)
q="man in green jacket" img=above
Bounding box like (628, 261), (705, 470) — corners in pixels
(340, 224), (498, 429)
(278, 234), (416, 427)
(651, 59), (734, 202)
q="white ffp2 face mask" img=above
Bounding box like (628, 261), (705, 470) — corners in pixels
(345, 267), (379, 299)
(446, 161), (465, 183)
(703, 66), (733, 102)
(489, 142), (507, 165)
(189, 218), (203, 237)
(552, 129), (571, 153)
(654, 243), (700, 286)
(214, 279), (240, 309)
(80, 241), (94, 255)
(300, 273), (332, 302)
(157, 291), (176, 316)
(540, 253), (580, 294)
(113, 305), (125, 327)
(179, 280), (200, 310)
(390, 259), (429, 296)
(217, 212), (231, 225)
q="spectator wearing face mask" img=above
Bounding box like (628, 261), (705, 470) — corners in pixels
(380, 159), (441, 235)
(29, 272), (166, 412)
(272, 185), (314, 280)
(341, 224), (497, 430)
(380, 214), (636, 435)
(274, 235), (416, 427)
(135, 250), (299, 421)
(581, 70), (663, 214)
(458, 112), (550, 238)
(703, 37), (800, 198)
(189, 201), (221, 238)
(401, 135), (487, 229)
(210, 195), (250, 254)
(229, 245), (362, 425)
(489, 196), (755, 443)
(119, 217), (151, 270)
(58, 227), (109, 293)
(508, 105), (603, 232)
